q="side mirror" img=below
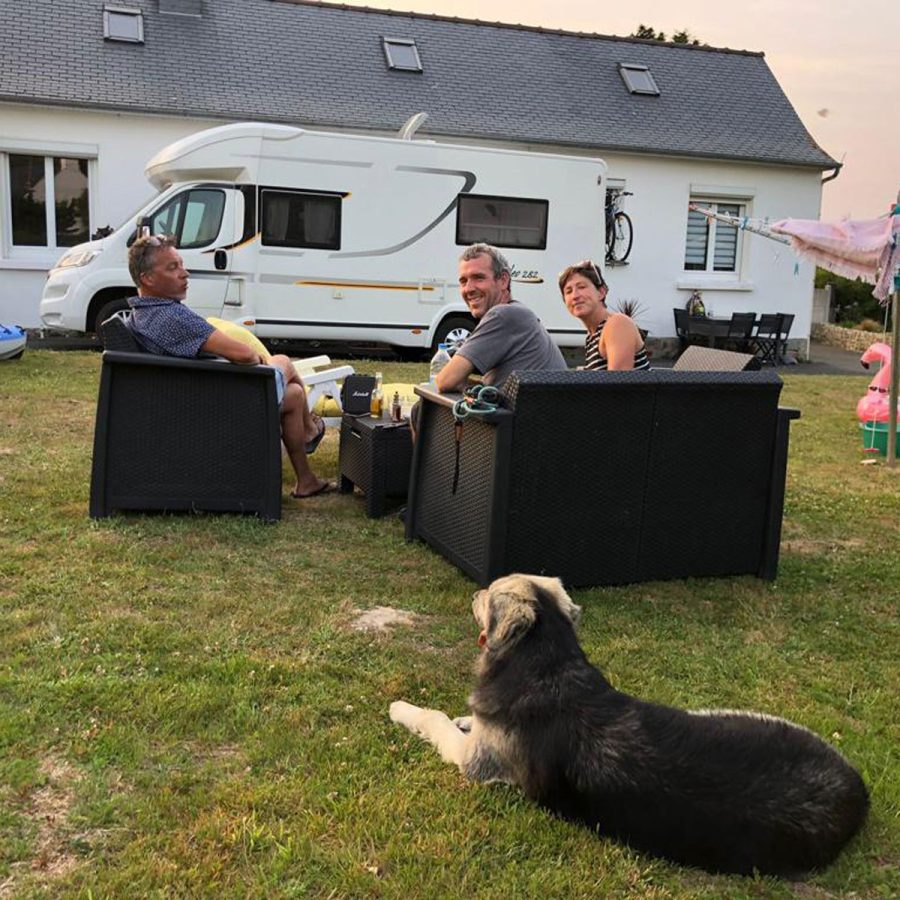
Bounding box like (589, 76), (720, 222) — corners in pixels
(214, 249), (227, 271)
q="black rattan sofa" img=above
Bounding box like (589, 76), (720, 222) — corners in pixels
(89, 313), (282, 521)
(405, 369), (799, 587)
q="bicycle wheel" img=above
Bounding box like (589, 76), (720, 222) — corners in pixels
(608, 211), (633, 263)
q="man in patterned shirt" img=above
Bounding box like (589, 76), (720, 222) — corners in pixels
(125, 235), (333, 498)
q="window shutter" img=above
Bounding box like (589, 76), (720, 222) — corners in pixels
(684, 206), (709, 270)
(712, 202), (740, 271)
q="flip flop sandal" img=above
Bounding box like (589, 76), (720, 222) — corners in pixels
(290, 481), (337, 499)
(305, 422), (326, 455)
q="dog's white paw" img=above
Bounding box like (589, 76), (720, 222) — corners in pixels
(390, 700), (422, 730)
(452, 716), (473, 733)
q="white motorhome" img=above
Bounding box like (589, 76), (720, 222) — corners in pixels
(39, 123), (607, 353)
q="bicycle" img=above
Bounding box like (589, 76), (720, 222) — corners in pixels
(605, 189), (633, 264)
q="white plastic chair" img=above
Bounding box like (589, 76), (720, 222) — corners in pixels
(292, 355), (355, 426)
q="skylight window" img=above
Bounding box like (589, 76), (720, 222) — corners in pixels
(383, 38), (423, 72)
(103, 6), (144, 43)
(619, 63), (660, 96)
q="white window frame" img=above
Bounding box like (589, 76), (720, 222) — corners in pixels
(683, 196), (751, 278)
(103, 6), (144, 43)
(0, 141), (97, 265)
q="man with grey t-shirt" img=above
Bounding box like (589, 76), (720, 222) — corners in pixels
(434, 243), (567, 393)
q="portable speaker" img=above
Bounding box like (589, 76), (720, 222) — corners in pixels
(341, 374), (376, 415)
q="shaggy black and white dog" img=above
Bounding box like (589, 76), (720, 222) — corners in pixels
(390, 574), (869, 877)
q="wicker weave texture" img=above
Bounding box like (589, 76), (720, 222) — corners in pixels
(410, 369), (790, 587)
(413, 402), (499, 580)
(339, 415), (413, 517)
(91, 354), (282, 519)
(638, 382), (778, 579)
(504, 380), (658, 585)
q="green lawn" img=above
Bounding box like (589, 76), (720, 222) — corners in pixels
(0, 351), (897, 898)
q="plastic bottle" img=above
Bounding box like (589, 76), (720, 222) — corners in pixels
(429, 343), (452, 385)
(370, 371), (384, 417)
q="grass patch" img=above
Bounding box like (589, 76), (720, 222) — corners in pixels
(0, 352), (897, 896)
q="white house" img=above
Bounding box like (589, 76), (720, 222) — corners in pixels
(0, 0), (837, 348)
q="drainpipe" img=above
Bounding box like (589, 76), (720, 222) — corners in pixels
(821, 164), (842, 185)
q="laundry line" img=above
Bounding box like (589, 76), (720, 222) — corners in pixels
(688, 204), (792, 245)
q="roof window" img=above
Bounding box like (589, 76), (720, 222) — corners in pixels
(103, 6), (144, 43)
(618, 63), (659, 96)
(383, 38), (423, 72)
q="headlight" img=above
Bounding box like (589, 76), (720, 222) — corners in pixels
(53, 249), (99, 270)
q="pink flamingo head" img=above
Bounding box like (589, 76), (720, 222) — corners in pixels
(857, 342), (895, 422)
(860, 342), (892, 392)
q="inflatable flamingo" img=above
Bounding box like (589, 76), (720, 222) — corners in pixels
(856, 342), (896, 423)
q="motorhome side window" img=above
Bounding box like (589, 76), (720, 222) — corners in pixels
(456, 194), (549, 249)
(260, 190), (341, 250)
(149, 188), (225, 249)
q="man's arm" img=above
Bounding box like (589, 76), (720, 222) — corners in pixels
(435, 352), (475, 393)
(200, 328), (265, 365)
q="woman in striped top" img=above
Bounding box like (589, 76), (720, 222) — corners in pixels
(559, 260), (649, 371)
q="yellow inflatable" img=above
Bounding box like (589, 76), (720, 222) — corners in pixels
(310, 382), (418, 418)
(205, 317), (272, 363)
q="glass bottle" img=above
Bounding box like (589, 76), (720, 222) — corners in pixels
(370, 371), (384, 417)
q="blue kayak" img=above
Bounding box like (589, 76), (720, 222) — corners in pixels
(0, 324), (26, 360)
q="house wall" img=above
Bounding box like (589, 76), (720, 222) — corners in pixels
(596, 150), (822, 347)
(0, 104), (217, 326)
(449, 136), (823, 346)
(1, 104), (824, 340)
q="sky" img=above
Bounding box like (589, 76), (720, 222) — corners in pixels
(346, 0), (898, 221)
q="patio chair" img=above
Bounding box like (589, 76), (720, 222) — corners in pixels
(406, 370), (799, 587)
(90, 312), (282, 520)
(673, 308), (690, 353)
(720, 312), (757, 352)
(752, 314), (784, 366)
(777, 313), (795, 363)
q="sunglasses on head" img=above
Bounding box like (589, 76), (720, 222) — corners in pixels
(561, 259), (605, 289)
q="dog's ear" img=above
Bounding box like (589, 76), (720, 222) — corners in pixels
(525, 575), (582, 628)
(485, 586), (537, 651)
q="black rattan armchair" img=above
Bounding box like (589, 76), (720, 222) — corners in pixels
(406, 371), (798, 587)
(90, 313), (283, 520)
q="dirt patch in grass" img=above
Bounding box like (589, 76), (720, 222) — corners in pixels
(350, 606), (422, 633)
(782, 538), (866, 555)
(0, 755), (83, 896)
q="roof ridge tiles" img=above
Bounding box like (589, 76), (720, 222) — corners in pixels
(271, 0), (765, 57)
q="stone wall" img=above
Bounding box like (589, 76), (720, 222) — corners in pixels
(811, 322), (894, 353)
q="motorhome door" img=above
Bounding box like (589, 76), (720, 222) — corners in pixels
(143, 184), (238, 318)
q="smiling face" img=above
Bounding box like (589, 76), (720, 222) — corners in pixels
(458, 253), (510, 319)
(139, 245), (189, 300)
(562, 273), (608, 326)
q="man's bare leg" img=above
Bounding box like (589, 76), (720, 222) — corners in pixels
(270, 354), (323, 445)
(281, 382), (329, 496)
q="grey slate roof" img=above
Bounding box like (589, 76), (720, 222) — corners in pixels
(0, 0), (836, 169)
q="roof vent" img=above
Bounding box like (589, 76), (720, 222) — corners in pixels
(103, 6), (144, 43)
(618, 63), (660, 96)
(159, 0), (203, 14)
(383, 38), (423, 73)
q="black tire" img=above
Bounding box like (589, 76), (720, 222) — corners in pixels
(91, 297), (130, 333)
(606, 211), (633, 264)
(432, 314), (475, 353)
